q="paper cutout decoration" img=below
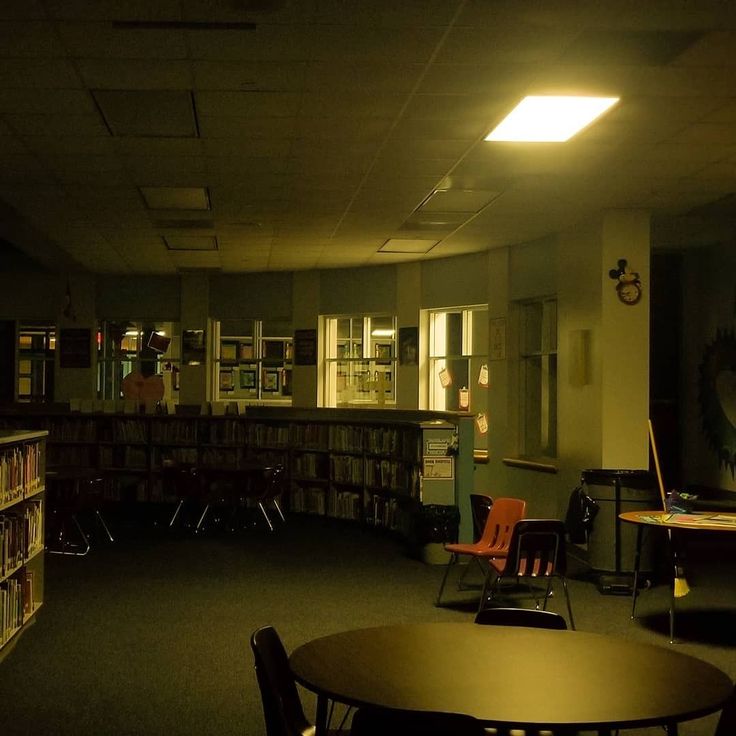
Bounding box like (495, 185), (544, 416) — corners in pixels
(478, 363), (489, 387)
(476, 413), (488, 434)
(438, 367), (452, 387)
(459, 386), (469, 410)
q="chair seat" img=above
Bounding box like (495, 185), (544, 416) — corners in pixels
(445, 541), (509, 558)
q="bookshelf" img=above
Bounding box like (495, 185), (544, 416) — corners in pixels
(0, 408), (473, 539)
(0, 429), (46, 658)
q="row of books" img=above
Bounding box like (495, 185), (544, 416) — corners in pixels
(289, 486), (328, 515)
(0, 443), (42, 507)
(98, 446), (147, 470)
(0, 572), (34, 647)
(366, 494), (410, 531)
(365, 459), (418, 495)
(0, 501), (43, 578)
(291, 423), (329, 449)
(330, 454), (364, 484)
(293, 452), (328, 479)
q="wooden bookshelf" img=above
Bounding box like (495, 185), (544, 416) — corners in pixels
(0, 407), (473, 538)
(0, 429), (46, 659)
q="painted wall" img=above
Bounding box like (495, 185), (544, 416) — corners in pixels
(0, 223), (662, 519)
(682, 241), (736, 491)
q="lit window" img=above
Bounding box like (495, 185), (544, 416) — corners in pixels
(323, 314), (396, 407)
(427, 305), (488, 446)
(214, 319), (293, 403)
(97, 320), (179, 402)
(17, 323), (55, 403)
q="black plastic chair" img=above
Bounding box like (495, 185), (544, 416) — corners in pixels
(715, 685), (736, 735)
(250, 625), (316, 736)
(474, 606), (568, 630)
(479, 519), (575, 630)
(470, 494), (493, 542)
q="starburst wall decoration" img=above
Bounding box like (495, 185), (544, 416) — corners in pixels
(698, 329), (736, 476)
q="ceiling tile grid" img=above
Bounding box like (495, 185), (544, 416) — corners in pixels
(0, 1), (736, 273)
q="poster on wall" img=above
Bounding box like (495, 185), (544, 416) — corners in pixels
(293, 329), (317, 365)
(182, 329), (206, 365)
(59, 328), (91, 368)
(490, 318), (506, 361)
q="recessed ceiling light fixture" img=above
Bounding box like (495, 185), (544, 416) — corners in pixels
(485, 95), (619, 142)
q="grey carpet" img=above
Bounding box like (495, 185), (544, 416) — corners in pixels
(0, 511), (734, 736)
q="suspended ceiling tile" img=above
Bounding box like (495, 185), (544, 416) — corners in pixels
(79, 60), (192, 90)
(0, 21), (67, 57)
(56, 21), (188, 58)
(192, 60), (308, 91)
(195, 90), (303, 118)
(0, 58), (81, 87)
(186, 24), (311, 61)
(304, 61), (424, 94)
(5, 113), (109, 137)
(0, 88), (97, 115)
(43, 0), (182, 21)
(197, 116), (298, 138)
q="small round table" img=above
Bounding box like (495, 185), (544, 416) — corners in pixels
(290, 622), (732, 736)
(620, 509), (736, 642)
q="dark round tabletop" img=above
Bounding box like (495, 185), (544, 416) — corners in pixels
(290, 623), (732, 730)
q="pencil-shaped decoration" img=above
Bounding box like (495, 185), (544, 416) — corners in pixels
(649, 419), (690, 598)
(674, 569), (691, 598)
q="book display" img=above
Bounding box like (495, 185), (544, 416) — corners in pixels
(0, 408), (471, 538)
(0, 429), (46, 657)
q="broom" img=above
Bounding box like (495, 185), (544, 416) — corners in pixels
(648, 419), (690, 598)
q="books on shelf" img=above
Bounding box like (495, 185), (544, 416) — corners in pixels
(0, 442), (42, 507)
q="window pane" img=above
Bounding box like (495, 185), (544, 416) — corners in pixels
(446, 312), (463, 356)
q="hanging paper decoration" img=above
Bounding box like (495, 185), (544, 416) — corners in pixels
(476, 413), (488, 434)
(478, 363), (489, 387)
(458, 386), (469, 410)
(438, 367), (452, 387)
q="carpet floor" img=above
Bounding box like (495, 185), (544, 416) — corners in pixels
(0, 509), (734, 736)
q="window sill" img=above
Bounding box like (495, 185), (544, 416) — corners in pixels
(502, 457), (557, 474)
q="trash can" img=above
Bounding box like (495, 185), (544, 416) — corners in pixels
(413, 504), (460, 565)
(582, 469), (660, 578)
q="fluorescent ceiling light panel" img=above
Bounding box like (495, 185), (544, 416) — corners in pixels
(163, 235), (218, 251)
(485, 96), (619, 142)
(379, 238), (438, 254)
(140, 186), (211, 211)
(419, 189), (500, 214)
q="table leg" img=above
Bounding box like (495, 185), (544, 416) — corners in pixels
(630, 524), (643, 619)
(314, 694), (329, 736)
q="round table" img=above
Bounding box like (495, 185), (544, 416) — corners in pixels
(290, 622), (732, 735)
(620, 509), (736, 642)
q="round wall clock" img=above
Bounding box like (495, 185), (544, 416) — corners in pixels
(609, 258), (642, 305)
(616, 279), (642, 305)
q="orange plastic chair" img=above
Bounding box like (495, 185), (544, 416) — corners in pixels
(479, 519), (575, 630)
(436, 497), (527, 607)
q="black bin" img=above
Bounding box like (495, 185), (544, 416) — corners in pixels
(582, 469), (659, 574)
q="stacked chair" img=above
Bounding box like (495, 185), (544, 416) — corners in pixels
(477, 519), (575, 630)
(436, 497), (527, 607)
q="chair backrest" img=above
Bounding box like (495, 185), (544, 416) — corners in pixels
(260, 465), (287, 501)
(474, 606), (568, 629)
(715, 685), (736, 736)
(469, 494), (493, 542)
(478, 497), (527, 554)
(504, 519), (567, 578)
(250, 626), (313, 736)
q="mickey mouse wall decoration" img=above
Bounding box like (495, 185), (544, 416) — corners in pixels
(609, 258), (642, 305)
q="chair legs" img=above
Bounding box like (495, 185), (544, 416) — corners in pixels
(435, 552), (457, 606)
